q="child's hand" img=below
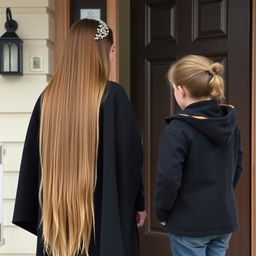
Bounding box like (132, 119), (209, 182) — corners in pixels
(160, 222), (167, 226)
(136, 210), (147, 228)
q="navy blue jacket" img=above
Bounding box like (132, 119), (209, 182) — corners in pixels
(155, 100), (243, 237)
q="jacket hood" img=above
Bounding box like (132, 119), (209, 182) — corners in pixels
(165, 100), (237, 145)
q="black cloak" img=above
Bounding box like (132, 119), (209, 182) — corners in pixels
(155, 100), (242, 237)
(12, 81), (145, 256)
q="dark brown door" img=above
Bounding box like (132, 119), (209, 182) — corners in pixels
(131, 0), (251, 255)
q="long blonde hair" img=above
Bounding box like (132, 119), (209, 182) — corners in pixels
(168, 55), (225, 100)
(39, 19), (113, 256)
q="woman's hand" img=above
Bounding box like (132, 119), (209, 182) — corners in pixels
(160, 222), (167, 226)
(136, 210), (147, 228)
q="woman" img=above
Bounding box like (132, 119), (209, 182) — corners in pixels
(12, 19), (146, 256)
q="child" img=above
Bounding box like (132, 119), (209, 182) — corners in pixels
(155, 55), (243, 256)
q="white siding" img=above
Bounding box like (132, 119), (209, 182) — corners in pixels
(0, 114), (31, 142)
(0, 0), (54, 255)
(0, 75), (48, 113)
(3, 143), (24, 172)
(0, 227), (37, 254)
(3, 200), (15, 226)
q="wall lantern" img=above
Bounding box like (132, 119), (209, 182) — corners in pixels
(0, 8), (23, 75)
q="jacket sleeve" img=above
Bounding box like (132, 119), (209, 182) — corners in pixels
(155, 124), (188, 222)
(100, 83), (144, 255)
(233, 127), (243, 189)
(12, 97), (41, 235)
(135, 177), (145, 211)
(114, 85), (144, 213)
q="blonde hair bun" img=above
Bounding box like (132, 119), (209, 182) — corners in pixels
(167, 55), (225, 100)
(210, 62), (224, 75)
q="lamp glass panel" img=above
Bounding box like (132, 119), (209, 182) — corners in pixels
(3, 44), (9, 72)
(10, 43), (18, 72)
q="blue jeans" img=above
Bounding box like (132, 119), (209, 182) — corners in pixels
(169, 233), (232, 256)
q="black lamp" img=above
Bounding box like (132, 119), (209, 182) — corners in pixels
(0, 7), (23, 75)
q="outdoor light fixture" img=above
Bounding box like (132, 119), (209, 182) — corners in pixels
(0, 7), (23, 75)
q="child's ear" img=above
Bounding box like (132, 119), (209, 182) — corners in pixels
(177, 85), (186, 98)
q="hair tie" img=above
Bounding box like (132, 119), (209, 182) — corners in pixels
(207, 70), (216, 76)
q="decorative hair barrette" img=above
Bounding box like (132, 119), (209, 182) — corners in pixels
(94, 20), (110, 40)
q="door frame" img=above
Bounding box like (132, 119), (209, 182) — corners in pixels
(252, 1), (256, 255)
(54, 0), (119, 82)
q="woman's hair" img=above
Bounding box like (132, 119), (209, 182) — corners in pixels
(167, 55), (225, 100)
(39, 19), (113, 256)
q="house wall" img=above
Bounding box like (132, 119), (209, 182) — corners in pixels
(0, 0), (54, 255)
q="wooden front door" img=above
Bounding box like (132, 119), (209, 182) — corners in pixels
(131, 0), (251, 255)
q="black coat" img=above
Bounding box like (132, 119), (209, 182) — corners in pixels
(12, 81), (145, 256)
(155, 100), (243, 237)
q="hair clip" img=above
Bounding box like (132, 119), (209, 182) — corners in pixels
(94, 20), (110, 40)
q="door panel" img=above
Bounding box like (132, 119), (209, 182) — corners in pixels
(131, 0), (251, 255)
